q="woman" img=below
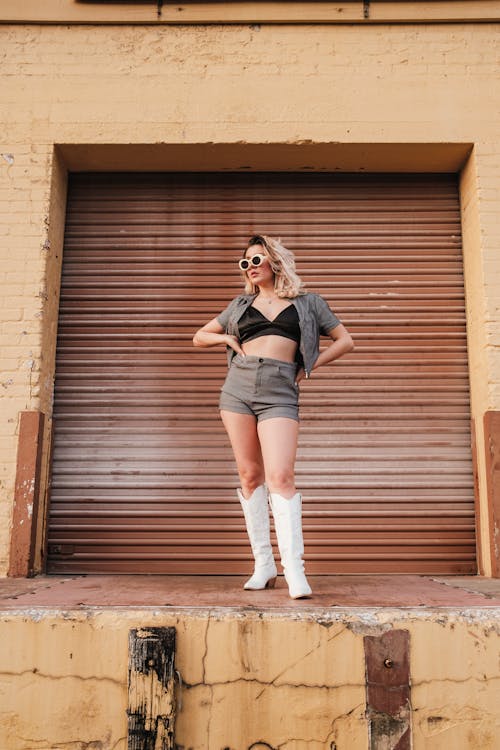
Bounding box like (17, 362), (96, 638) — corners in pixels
(193, 235), (354, 598)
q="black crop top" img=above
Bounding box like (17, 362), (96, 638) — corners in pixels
(238, 304), (301, 345)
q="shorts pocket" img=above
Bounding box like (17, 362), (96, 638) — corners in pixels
(268, 365), (298, 400)
(277, 364), (298, 385)
(232, 355), (253, 371)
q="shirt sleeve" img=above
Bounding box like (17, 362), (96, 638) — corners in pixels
(216, 300), (234, 330)
(315, 294), (342, 336)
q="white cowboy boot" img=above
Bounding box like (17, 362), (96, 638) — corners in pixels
(238, 485), (278, 590)
(269, 491), (312, 599)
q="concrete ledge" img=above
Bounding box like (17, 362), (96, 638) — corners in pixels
(56, 141), (474, 173)
(0, 585), (499, 749)
(1, 574), (499, 609)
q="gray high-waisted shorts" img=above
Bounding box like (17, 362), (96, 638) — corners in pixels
(219, 354), (299, 422)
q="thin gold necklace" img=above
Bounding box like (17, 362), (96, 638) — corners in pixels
(258, 292), (277, 305)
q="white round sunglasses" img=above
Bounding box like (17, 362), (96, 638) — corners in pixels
(238, 253), (267, 272)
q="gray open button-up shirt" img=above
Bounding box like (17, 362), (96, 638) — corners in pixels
(217, 292), (341, 378)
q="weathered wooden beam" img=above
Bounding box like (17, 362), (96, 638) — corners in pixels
(128, 627), (176, 750)
(364, 629), (411, 750)
(8, 411), (45, 578)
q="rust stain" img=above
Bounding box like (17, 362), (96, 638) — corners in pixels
(8, 411), (44, 578)
(364, 629), (411, 750)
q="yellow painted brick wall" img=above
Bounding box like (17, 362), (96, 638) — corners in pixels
(1, 22), (500, 575)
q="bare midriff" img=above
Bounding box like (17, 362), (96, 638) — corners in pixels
(241, 335), (298, 364)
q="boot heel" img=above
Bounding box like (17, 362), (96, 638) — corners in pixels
(266, 576), (277, 589)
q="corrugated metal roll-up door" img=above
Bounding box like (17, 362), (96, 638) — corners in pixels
(47, 172), (476, 575)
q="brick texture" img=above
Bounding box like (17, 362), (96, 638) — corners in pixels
(1, 22), (500, 574)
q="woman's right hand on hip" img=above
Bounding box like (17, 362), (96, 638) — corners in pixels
(225, 334), (245, 357)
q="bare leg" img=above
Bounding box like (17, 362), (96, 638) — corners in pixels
(257, 417), (299, 498)
(258, 417), (311, 598)
(220, 410), (277, 589)
(220, 411), (265, 498)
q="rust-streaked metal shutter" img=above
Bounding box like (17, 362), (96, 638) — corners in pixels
(47, 172), (476, 575)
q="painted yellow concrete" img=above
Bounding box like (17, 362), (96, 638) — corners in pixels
(410, 616), (500, 747)
(459, 150), (492, 574)
(0, 607), (498, 749)
(1, 19), (500, 577)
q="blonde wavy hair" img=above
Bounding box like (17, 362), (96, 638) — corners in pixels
(242, 235), (306, 298)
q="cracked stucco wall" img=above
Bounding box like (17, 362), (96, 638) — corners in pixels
(0, 607), (499, 749)
(1, 21), (500, 575)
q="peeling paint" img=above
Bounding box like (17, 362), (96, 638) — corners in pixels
(2, 605), (500, 629)
(0, 605), (498, 748)
(346, 619), (393, 637)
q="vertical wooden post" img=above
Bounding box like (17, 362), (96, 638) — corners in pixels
(364, 629), (412, 750)
(8, 411), (45, 577)
(128, 627), (176, 750)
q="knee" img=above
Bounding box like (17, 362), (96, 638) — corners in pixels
(266, 469), (295, 497)
(239, 464), (265, 497)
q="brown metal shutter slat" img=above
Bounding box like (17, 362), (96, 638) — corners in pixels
(47, 172), (476, 574)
